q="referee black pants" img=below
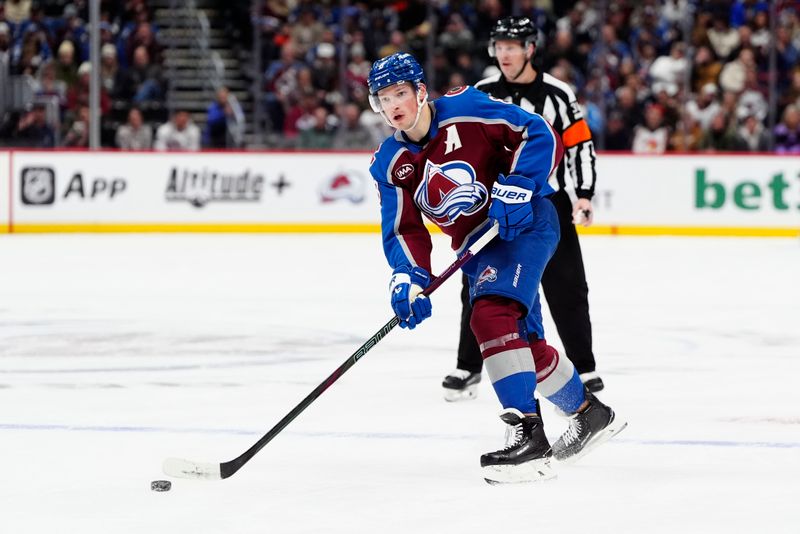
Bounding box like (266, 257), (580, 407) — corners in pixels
(456, 189), (596, 375)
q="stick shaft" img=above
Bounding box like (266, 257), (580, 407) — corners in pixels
(217, 224), (499, 478)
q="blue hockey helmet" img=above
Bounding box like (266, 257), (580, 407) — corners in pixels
(367, 52), (426, 112)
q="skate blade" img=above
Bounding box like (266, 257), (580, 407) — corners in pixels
(557, 418), (628, 465)
(482, 457), (557, 484)
(443, 385), (478, 402)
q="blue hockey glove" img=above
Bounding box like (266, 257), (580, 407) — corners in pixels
(488, 173), (535, 241)
(389, 265), (432, 329)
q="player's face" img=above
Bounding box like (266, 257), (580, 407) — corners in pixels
(494, 39), (529, 78)
(377, 82), (420, 130)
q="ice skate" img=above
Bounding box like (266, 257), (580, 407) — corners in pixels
(442, 369), (481, 402)
(552, 390), (627, 464)
(579, 371), (605, 393)
(480, 408), (556, 484)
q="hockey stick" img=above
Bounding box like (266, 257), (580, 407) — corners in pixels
(163, 222), (500, 480)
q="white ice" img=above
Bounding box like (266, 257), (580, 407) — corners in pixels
(0, 233), (798, 533)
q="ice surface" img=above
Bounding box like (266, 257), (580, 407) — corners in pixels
(1, 233), (798, 533)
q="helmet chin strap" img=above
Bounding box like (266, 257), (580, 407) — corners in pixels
(407, 90), (428, 131)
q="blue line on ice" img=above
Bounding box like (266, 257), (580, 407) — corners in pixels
(0, 423), (798, 449)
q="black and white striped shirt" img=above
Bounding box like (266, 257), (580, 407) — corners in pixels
(475, 70), (597, 199)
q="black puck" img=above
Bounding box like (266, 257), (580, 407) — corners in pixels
(151, 480), (172, 492)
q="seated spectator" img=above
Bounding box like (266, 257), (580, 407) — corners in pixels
(691, 45), (723, 93)
(707, 14), (740, 61)
(699, 111), (742, 152)
(54, 40), (78, 90)
(117, 45), (164, 103)
(263, 39), (306, 134)
(66, 62), (111, 115)
(14, 102), (55, 147)
(5, 0), (32, 25)
(773, 104), (800, 154)
(154, 110), (200, 151)
(56, 4), (88, 49)
(686, 83), (721, 130)
(736, 113), (770, 152)
(282, 92), (318, 143)
(669, 113), (702, 152)
(16, 24), (51, 75)
(736, 69), (767, 121)
(63, 105), (89, 147)
(311, 42), (338, 94)
(719, 48), (756, 94)
(649, 41), (688, 90)
(290, 7), (325, 59)
(115, 107), (152, 150)
(775, 25), (799, 82)
(438, 13), (473, 62)
(779, 68), (800, 110)
(632, 103), (669, 154)
(100, 43), (123, 97)
(332, 103), (373, 149)
(34, 60), (67, 107)
(125, 21), (162, 66)
(345, 42), (370, 96)
(454, 51), (482, 87)
(298, 106), (335, 149)
(204, 87), (243, 148)
(604, 110), (632, 150)
(615, 85), (643, 133)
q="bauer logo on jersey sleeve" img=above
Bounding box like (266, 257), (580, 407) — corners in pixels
(414, 160), (488, 226)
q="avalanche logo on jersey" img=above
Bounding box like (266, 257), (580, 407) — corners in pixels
(414, 160), (487, 227)
(477, 266), (498, 286)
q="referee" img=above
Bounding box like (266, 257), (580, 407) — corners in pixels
(442, 15), (604, 400)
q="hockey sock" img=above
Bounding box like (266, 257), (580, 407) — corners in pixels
(530, 338), (585, 414)
(470, 296), (538, 414)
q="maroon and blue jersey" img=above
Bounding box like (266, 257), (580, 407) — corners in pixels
(369, 86), (564, 273)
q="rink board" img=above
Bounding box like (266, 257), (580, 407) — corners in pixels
(0, 151), (798, 236)
(0, 152), (8, 233)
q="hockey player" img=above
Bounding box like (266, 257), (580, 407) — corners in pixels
(367, 52), (624, 483)
(443, 16), (605, 402)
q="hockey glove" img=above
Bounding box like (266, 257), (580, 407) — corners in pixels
(389, 265), (432, 329)
(488, 173), (535, 241)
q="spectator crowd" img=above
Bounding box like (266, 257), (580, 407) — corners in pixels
(253, 0), (800, 153)
(1, 0), (799, 153)
(0, 0), (232, 150)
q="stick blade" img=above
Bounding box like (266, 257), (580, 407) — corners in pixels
(163, 457), (223, 480)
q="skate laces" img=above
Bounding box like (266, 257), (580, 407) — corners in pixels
(562, 416), (583, 446)
(502, 422), (525, 450)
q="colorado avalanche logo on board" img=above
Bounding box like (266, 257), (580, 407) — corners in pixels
(477, 266), (498, 286)
(319, 171), (365, 203)
(414, 160), (488, 226)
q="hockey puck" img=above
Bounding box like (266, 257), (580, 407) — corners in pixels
(151, 480), (172, 492)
